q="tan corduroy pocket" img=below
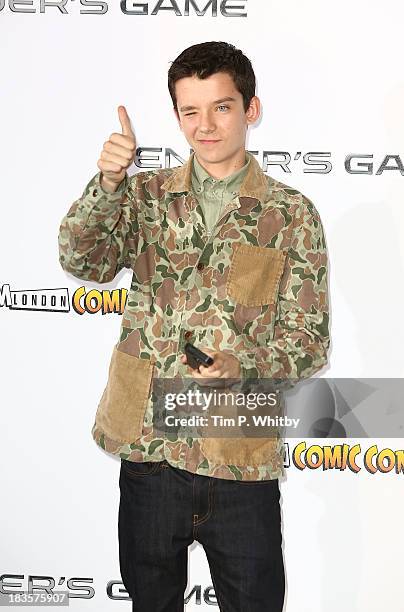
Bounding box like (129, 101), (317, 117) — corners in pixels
(94, 345), (155, 444)
(200, 390), (280, 466)
(201, 437), (279, 466)
(226, 244), (286, 307)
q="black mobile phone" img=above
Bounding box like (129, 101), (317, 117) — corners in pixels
(184, 342), (214, 370)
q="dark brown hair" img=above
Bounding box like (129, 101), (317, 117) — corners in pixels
(168, 41), (256, 113)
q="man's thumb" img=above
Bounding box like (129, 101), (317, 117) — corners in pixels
(118, 105), (133, 137)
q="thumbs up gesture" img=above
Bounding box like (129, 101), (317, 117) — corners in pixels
(97, 105), (136, 193)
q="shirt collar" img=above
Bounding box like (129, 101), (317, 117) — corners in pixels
(191, 152), (250, 195)
(161, 150), (269, 204)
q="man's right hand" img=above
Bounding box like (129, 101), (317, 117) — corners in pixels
(97, 105), (136, 193)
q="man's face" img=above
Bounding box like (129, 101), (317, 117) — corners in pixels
(174, 71), (260, 169)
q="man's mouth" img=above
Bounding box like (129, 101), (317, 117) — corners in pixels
(198, 139), (221, 145)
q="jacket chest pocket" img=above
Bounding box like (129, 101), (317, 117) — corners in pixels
(226, 244), (287, 307)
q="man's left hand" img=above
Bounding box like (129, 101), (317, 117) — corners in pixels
(180, 348), (241, 379)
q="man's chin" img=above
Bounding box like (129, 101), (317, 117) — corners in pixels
(193, 148), (224, 163)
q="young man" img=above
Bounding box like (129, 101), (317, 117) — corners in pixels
(58, 41), (329, 611)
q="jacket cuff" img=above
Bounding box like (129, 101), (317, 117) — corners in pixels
(82, 172), (131, 206)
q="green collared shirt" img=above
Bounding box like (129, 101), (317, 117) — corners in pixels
(191, 152), (250, 234)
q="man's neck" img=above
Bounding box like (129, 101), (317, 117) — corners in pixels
(194, 149), (247, 180)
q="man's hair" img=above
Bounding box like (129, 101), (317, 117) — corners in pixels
(168, 41), (256, 113)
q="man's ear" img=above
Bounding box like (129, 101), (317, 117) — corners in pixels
(173, 107), (182, 130)
(245, 96), (261, 126)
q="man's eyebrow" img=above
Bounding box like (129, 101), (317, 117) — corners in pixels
(179, 97), (236, 112)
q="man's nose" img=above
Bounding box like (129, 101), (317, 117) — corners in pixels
(198, 111), (216, 133)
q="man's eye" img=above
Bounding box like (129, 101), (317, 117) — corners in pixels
(183, 107), (228, 116)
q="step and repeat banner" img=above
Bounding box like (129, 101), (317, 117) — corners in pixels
(1, 1), (404, 610)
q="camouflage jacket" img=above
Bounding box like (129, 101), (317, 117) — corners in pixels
(58, 151), (330, 481)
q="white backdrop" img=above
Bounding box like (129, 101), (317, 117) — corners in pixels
(1, 1), (404, 610)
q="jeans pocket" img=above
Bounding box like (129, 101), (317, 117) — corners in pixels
(236, 477), (280, 488)
(94, 344), (154, 443)
(121, 459), (163, 477)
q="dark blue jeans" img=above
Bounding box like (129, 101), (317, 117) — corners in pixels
(118, 458), (285, 612)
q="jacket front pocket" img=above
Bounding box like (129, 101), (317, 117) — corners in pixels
(200, 392), (281, 466)
(201, 437), (279, 467)
(95, 345), (154, 444)
(226, 244), (286, 307)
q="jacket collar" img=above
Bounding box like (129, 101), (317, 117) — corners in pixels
(161, 151), (269, 204)
(192, 150), (250, 193)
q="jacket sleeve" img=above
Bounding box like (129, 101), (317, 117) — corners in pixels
(237, 195), (330, 382)
(58, 171), (140, 283)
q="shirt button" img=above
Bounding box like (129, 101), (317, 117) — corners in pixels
(196, 262), (204, 271)
(184, 331), (193, 340)
(92, 188), (98, 197)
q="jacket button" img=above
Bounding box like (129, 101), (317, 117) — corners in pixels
(92, 188), (98, 197)
(184, 331), (193, 340)
(197, 262), (204, 271)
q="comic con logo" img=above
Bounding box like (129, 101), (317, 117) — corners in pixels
(0, 0), (247, 17)
(0, 284), (127, 315)
(284, 442), (404, 475)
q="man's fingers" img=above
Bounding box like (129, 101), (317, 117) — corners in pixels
(197, 363), (223, 376)
(109, 132), (135, 149)
(97, 107), (135, 187)
(118, 105), (134, 137)
(104, 140), (133, 160)
(208, 356), (222, 370)
(100, 150), (131, 167)
(97, 159), (124, 173)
